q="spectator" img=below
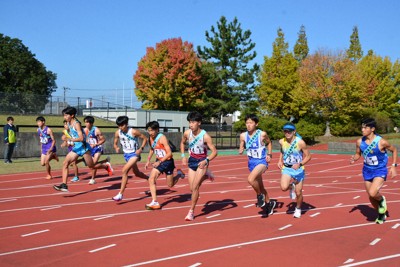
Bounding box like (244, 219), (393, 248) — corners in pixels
(3, 116), (17, 164)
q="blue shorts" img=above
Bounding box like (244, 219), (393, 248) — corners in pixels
(282, 166), (305, 182)
(156, 158), (175, 175)
(248, 157), (268, 172)
(90, 146), (103, 157)
(363, 167), (387, 181)
(72, 144), (89, 157)
(124, 152), (140, 162)
(188, 157), (207, 171)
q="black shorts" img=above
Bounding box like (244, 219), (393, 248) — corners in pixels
(156, 158), (175, 175)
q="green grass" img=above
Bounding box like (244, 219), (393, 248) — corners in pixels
(0, 114), (116, 132)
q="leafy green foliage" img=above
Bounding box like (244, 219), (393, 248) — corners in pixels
(257, 28), (299, 118)
(293, 25), (309, 62)
(197, 16), (259, 119)
(0, 34), (57, 113)
(134, 38), (203, 110)
(346, 26), (363, 62)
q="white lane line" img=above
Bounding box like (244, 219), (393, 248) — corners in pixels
(310, 212), (320, 218)
(0, 198), (17, 203)
(157, 229), (169, 233)
(93, 215), (114, 221)
(393, 181), (398, 183)
(392, 223), (400, 229)
(21, 229), (49, 237)
(3, 218), (400, 258)
(243, 204), (254, 208)
(40, 206), (61, 211)
(220, 191), (227, 194)
(332, 180), (338, 183)
(353, 196), (360, 199)
(89, 244), (116, 253)
(279, 224), (292, 231)
(339, 253), (400, 267)
(335, 203), (343, 207)
(343, 259), (354, 264)
(189, 263), (202, 267)
(369, 238), (381, 246)
(96, 198), (112, 202)
(206, 214), (221, 219)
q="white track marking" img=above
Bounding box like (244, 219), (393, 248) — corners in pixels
(338, 254), (400, 267)
(353, 196), (360, 199)
(0, 198), (17, 203)
(93, 215), (114, 221)
(188, 263), (202, 267)
(309, 212), (320, 218)
(21, 229), (49, 237)
(89, 244), (116, 253)
(343, 259), (354, 264)
(369, 238), (381, 246)
(279, 224), (292, 230)
(40, 206), (61, 211)
(392, 223), (400, 229)
(206, 214), (221, 219)
(243, 204), (254, 208)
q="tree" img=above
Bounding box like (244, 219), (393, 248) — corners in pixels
(357, 50), (400, 119)
(197, 16), (259, 121)
(291, 50), (365, 135)
(0, 34), (57, 113)
(257, 28), (299, 118)
(293, 25), (309, 62)
(346, 26), (363, 62)
(134, 38), (203, 110)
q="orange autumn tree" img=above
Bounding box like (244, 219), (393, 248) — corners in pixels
(134, 38), (204, 110)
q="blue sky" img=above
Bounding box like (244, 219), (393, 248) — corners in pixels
(1, 0), (399, 108)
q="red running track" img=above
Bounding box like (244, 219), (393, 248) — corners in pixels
(0, 153), (399, 266)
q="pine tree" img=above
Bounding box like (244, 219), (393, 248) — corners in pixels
(346, 26), (363, 62)
(197, 16), (259, 120)
(293, 25), (309, 62)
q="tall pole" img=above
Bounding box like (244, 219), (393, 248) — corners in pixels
(63, 86), (70, 104)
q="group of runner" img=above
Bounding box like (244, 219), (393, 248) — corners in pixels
(37, 106), (396, 223)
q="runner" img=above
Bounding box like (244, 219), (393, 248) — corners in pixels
(144, 121), (185, 210)
(180, 111), (218, 221)
(36, 116), (58, 180)
(239, 114), (276, 215)
(350, 118), (397, 224)
(277, 122), (311, 218)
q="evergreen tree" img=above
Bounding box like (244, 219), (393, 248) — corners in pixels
(293, 25), (309, 62)
(346, 26), (363, 62)
(257, 28), (299, 118)
(197, 16), (259, 120)
(0, 34), (57, 113)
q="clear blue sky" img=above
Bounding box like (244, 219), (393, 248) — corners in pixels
(1, 0), (399, 108)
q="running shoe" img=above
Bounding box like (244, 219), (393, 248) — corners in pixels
(375, 213), (386, 224)
(185, 210), (194, 221)
(53, 183), (68, 192)
(265, 200), (276, 215)
(294, 207), (302, 218)
(105, 162), (114, 176)
(205, 169), (215, 182)
(71, 176), (79, 182)
(112, 193), (123, 201)
(177, 169), (185, 179)
(256, 194), (266, 208)
(378, 196), (387, 214)
(145, 201), (161, 210)
(289, 182), (296, 200)
(88, 179), (96, 185)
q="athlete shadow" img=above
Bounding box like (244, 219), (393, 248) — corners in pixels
(195, 199), (238, 219)
(161, 193), (192, 208)
(349, 204), (387, 222)
(64, 182), (122, 198)
(285, 201), (316, 216)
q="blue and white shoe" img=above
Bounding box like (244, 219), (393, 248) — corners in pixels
(71, 176), (79, 182)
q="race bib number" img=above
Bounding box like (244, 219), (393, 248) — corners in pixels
(154, 149), (166, 158)
(364, 156), (378, 166)
(285, 155), (300, 165)
(88, 137), (97, 145)
(190, 145), (205, 155)
(40, 137), (48, 144)
(247, 149), (261, 159)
